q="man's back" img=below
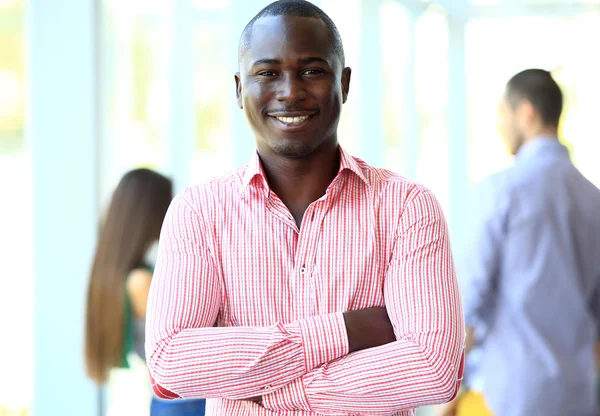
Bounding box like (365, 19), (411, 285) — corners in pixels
(464, 138), (600, 415)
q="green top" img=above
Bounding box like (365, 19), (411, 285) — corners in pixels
(119, 265), (153, 368)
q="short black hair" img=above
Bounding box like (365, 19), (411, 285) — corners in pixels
(506, 69), (563, 127)
(238, 0), (345, 67)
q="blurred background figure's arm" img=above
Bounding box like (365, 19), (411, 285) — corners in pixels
(596, 342), (600, 373)
(432, 180), (507, 416)
(591, 284), (600, 373)
(460, 179), (507, 335)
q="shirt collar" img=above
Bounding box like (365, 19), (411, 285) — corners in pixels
(515, 136), (569, 163)
(239, 145), (370, 198)
(338, 145), (369, 186)
(239, 150), (269, 198)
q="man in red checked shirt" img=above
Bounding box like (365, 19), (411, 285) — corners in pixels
(145, 1), (464, 415)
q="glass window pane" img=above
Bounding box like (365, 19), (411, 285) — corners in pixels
(415, 6), (450, 214)
(102, 2), (170, 204)
(191, 10), (234, 182)
(0, 0), (32, 413)
(101, 2), (171, 412)
(321, 0), (361, 154)
(380, 0), (412, 175)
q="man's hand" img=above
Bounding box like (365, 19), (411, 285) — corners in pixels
(435, 398), (459, 416)
(343, 307), (396, 353)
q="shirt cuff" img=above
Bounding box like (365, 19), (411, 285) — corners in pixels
(262, 378), (310, 412)
(297, 312), (349, 371)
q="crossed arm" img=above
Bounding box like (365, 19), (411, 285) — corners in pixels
(145, 189), (464, 415)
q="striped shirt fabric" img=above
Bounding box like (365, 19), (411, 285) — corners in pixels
(146, 146), (464, 415)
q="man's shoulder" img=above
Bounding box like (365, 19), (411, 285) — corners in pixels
(178, 167), (246, 209)
(475, 166), (516, 198)
(466, 167), (521, 225)
(355, 157), (430, 200)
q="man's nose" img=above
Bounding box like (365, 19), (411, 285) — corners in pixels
(275, 74), (307, 103)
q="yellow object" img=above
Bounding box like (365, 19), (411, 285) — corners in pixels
(0, 407), (29, 416)
(456, 391), (495, 416)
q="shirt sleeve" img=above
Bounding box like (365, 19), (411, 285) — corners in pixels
(458, 177), (507, 329)
(262, 188), (465, 415)
(145, 190), (349, 400)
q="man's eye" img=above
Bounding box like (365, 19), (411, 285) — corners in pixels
(258, 71), (277, 77)
(304, 69), (324, 76)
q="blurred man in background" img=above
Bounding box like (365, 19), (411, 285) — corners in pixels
(439, 69), (600, 416)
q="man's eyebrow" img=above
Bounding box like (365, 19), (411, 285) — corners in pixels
(250, 58), (281, 67)
(249, 57), (332, 68)
(298, 57), (330, 66)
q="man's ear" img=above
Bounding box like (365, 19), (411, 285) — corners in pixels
(515, 99), (537, 132)
(341, 67), (351, 104)
(235, 72), (243, 109)
(518, 99), (536, 123)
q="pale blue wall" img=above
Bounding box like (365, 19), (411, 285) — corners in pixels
(28, 0), (99, 414)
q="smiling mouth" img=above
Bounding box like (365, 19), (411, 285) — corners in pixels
(274, 115), (311, 125)
(268, 111), (318, 129)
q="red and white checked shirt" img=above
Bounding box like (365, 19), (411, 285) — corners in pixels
(146, 146), (464, 416)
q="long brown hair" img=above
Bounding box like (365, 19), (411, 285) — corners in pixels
(85, 168), (172, 383)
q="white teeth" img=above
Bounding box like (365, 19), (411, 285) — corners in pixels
(275, 116), (309, 125)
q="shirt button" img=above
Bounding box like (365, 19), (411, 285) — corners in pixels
(263, 385), (272, 390)
(299, 266), (306, 275)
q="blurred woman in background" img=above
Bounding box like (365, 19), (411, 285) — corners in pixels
(84, 168), (205, 416)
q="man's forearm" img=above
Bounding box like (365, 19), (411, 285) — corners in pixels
(262, 331), (464, 415)
(239, 307), (397, 405)
(149, 307), (396, 401)
(147, 313), (348, 400)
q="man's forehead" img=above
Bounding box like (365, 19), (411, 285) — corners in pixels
(245, 15), (333, 58)
(251, 14), (329, 36)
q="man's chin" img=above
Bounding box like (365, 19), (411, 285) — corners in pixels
(270, 140), (318, 159)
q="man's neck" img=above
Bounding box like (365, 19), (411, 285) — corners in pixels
(258, 141), (340, 227)
(524, 126), (558, 142)
(515, 127), (559, 156)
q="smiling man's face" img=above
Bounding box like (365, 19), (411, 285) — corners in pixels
(236, 14), (350, 159)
